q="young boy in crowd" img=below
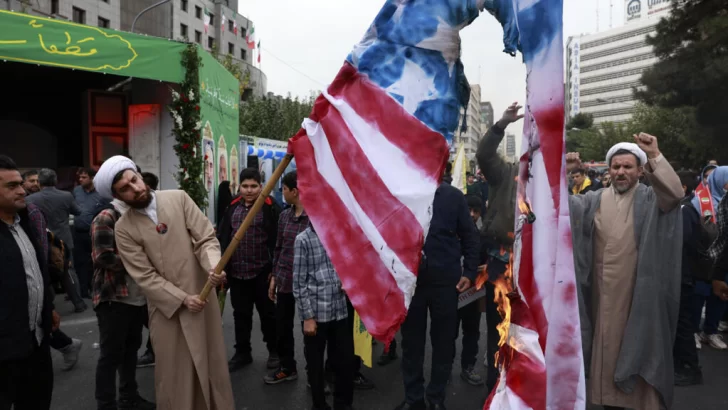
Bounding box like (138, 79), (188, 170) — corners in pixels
(265, 171), (310, 385)
(293, 225), (354, 410)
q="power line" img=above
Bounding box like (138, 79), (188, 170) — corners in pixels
(260, 47), (326, 87)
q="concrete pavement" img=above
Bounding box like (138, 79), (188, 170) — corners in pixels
(49, 295), (728, 410)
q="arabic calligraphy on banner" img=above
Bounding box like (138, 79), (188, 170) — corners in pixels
(0, 10), (186, 83)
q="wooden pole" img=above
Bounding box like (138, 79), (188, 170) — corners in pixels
(199, 153), (294, 301)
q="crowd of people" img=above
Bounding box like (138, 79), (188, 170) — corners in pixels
(2, 104), (728, 410)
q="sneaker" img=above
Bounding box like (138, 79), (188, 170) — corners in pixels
(460, 366), (484, 386)
(60, 338), (82, 371)
(267, 353), (281, 369)
(119, 396), (156, 410)
(353, 373), (375, 390)
(695, 333), (702, 350)
(136, 350), (155, 368)
(704, 333), (728, 350)
(228, 352), (253, 372)
(719, 321), (728, 332)
(264, 368), (298, 385)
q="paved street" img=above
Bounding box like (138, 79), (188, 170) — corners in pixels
(50, 294), (728, 410)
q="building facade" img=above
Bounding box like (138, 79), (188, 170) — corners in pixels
(1, 0), (267, 97)
(457, 84), (481, 159)
(480, 101), (493, 134)
(565, 0), (672, 125)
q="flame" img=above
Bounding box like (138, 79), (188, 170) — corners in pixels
(475, 264), (489, 290)
(518, 197), (530, 215)
(494, 258), (514, 348)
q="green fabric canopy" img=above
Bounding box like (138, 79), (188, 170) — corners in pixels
(0, 9), (186, 83)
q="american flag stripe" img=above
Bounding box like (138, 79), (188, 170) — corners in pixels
(290, 127), (409, 341)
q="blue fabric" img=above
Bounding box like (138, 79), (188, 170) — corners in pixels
(692, 166), (728, 215)
(485, 0), (563, 62)
(347, 0), (484, 144)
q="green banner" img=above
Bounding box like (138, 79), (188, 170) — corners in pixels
(198, 45), (240, 221)
(0, 10), (185, 83)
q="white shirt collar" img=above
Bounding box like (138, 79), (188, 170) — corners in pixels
(135, 192), (158, 225)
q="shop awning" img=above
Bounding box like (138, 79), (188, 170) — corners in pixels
(0, 10), (186, 83)
(242, 136), (288, 160)
(247, 145), (287, 160)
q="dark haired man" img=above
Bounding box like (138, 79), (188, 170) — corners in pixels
(26, 168), (87, 312)
(218, 167), (281, 372)
(22, 169), (40, 195)
(74, 167), (109, 298)
(265, 171), (309, 385)
(567, 135), (684, 410)
(141, 172), (159, 190)
(570, 168), (596, 195)
(0, 155), (57, 410)
(94, 155), (232, 409)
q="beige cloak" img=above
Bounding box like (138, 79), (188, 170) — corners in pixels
(115, 190), (234, 410)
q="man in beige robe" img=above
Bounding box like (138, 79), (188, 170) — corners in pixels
(568, 134), (684, 410)
(93, 156), (234, 410)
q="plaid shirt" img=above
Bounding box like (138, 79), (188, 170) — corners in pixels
(91, 209), (129, 307)
(292, 227), (347, 323)
(230, 202), (270, 279)
(273, 206), (310, 293)
(26, 203), (49, 259)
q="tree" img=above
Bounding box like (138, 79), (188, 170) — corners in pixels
(210, 46), (251, 95)
(566, 112), (594, 130)
(566, 121), (632, 163)
(239, 94), (316, 141)
(636, 0), (728, 164)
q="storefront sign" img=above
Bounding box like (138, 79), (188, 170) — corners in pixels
(0, 10), (186, 83)
(569, 39), (580, 116)
(626, 0), (642, 22)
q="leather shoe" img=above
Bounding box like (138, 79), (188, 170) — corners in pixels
(394, 400), (426, 410)
(428, 403), (446, 410)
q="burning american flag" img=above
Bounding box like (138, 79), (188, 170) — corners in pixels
(288, 1), (485, 344)
(483, 0), (587, 409)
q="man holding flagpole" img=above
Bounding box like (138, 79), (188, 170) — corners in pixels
(94, 156), (234, 410)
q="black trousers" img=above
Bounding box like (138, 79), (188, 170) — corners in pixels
(455, 298), (482, 369)
(73, 230), (93, 298)
(324, 298), (362, 375)
(673, 283), (700, 371)
(95, 302), (145, 410)
(0, 335), (53, 410)
(49, 329), (73, 350)
(141, 304), (153, 355)
(401, 284), (458, 405)
(276, 291), (297, 370)
(229, 273), (277, 356)
(304, 318), (354, 410)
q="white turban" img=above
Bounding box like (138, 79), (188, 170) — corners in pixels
(606, 142), (647, 167)
(94, 155), (137, 200)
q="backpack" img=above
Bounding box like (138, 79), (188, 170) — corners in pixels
(682, 203), (718, 281)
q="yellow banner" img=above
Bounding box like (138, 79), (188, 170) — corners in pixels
(353, 311), (372, 368)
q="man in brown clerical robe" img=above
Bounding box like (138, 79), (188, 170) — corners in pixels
(93, 156), (233, 410)
(568, 134), (684, 410)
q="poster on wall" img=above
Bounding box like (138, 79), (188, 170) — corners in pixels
(217, 135), (228, 188)
(230, 145), (239, 194)
(197, 48), (240, 221)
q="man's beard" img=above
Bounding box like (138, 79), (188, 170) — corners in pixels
(125, 188), (153, 209)
(614, 179), (634, 194)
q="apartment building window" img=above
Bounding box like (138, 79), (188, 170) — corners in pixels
(101, 0), (109, 3)
(228, 20), (234, 32)
(195, 30), (202, 44)
(181, 0), (188, 12)
(228, 42), (234, 55)
(240, 48), (247, 60)
(98, 17), (110, 28)
(181, 23), (188, 39)
(72, 7), (86, 24)
(195, 6), (202, 19)
(51, 0), (59, 14)
(208, 37), (215, 50)
(209, 13), (215, 26)
(241, 28), (246, 38)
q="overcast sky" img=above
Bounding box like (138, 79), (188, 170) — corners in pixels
(237, 0), (628, 147)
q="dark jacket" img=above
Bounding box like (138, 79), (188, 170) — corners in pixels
(418, 183), (480, 287)
(0, 207), (55, 361)
(476, 124), (517, 247)
(681, 196), (700, 285)
(217, 195), (281, 272)
(26, 187), (81, 248)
